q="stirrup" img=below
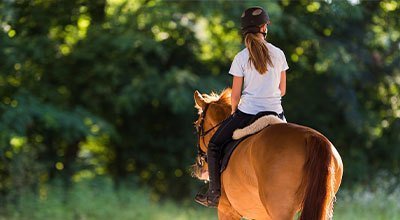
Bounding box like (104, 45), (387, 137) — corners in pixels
(194, 190), (220, 208)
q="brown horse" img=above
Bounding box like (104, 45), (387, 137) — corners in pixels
(192, 89), (343, 220)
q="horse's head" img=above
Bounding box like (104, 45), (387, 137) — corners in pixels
(191, 89), (231, 180)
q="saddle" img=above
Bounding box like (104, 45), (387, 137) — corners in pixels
(219, 112), (286, 173)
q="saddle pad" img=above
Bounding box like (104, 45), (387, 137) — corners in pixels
(233, 115), (285, 140)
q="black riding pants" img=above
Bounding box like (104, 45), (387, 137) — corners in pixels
(210, 110), (255, 147)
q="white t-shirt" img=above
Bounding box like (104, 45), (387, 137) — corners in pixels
(229, 42), (289, 115)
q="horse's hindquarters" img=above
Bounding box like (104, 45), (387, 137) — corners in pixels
(220, 123), (343, 220)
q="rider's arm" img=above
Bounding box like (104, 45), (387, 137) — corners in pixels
(231, 76), (243, 114)
(279, 71), (286, 97)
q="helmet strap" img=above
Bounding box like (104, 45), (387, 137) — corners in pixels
(260, 31), (267, 39)
(261, 26), (268, 39)
(260, 29), (268, 40)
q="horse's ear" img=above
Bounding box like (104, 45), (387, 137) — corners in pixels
(194, 90), (207, 110)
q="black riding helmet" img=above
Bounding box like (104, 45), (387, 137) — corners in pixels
(240, 6), (270, 36)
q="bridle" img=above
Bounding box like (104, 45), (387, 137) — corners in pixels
(195, 104), (224, 168)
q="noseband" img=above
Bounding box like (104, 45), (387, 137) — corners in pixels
(195, 104), (224, 168)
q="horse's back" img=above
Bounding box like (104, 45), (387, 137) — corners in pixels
(221, 122), (342, 219)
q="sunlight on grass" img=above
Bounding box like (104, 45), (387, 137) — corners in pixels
(334, 187), (400, 220)
(0, 179), (217, 220)
(1, 178), (399, 220)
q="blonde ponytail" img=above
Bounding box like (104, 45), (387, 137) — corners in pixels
(244, 33), (273, 74)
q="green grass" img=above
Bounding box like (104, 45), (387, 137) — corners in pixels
(334, 187), (400, 220)
(1, 179), (399, 220)
(0, 179), (217, 220)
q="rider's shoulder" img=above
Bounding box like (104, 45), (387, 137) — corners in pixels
(265, 42), (284, 55)
(234, 48), (249, 60)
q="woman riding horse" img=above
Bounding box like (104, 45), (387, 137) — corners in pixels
(192, 6), (343, 220)
(195, 6), (289, 208)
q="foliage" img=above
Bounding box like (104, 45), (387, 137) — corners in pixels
(278, 0), (400, 185)
(0, 0), (399, 206)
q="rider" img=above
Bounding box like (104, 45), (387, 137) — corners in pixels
(195, 6), (289, 208)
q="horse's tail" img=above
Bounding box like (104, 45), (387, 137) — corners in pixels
(299, 133), (335, 220)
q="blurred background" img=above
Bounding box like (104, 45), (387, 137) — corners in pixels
(0, 0), (399, 219)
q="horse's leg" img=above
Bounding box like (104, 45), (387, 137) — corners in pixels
(218, 189), (241, 220)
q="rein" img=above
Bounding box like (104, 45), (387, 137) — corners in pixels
(195, 104), (224, 167)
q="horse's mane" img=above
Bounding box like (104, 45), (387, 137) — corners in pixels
(202, 88), (232, 106)
(195, 88), (232, 121)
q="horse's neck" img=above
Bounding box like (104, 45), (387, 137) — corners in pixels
(208, 105), (230, 124)
(221, 105), (232, 121)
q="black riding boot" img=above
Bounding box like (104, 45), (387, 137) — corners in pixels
(195, 142), (221, 208)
